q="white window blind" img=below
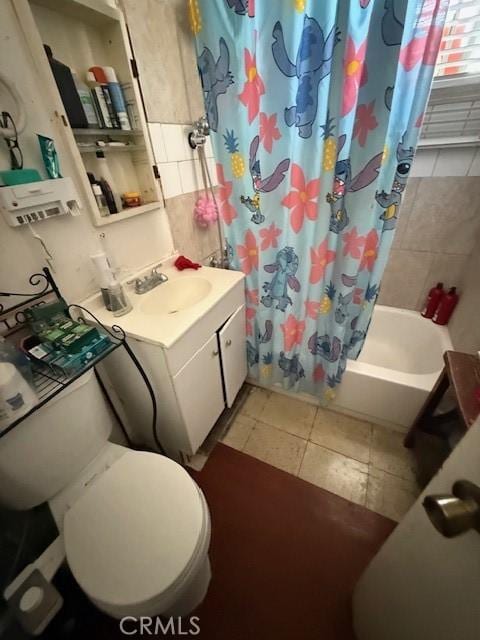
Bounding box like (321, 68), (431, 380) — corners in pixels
(420, 0), (480, 146)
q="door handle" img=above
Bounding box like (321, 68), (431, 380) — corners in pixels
(225, 339), (232, 347)
(423, 480), (480, 538)
(212, 349), (219, 357)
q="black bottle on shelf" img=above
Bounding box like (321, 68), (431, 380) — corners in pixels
(44, 44), (88, 128)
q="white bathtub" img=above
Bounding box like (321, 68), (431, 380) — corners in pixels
(333, 305), (452, 429)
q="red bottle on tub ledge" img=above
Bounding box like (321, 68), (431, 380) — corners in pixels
(421, 282), (444, 318)
(433, 287), (459, 325)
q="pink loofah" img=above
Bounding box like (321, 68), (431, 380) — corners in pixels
(194, 196), (218, 227)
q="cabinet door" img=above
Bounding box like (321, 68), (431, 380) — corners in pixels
(173, 334), (224, 454)
(219, 305), (248, 408)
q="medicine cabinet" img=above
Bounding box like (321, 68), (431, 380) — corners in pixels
(14, 0), (163, 226)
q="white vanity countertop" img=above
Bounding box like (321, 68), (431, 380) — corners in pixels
(80, 258), (245, 349)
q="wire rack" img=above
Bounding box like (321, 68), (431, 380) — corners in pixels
(0, 268), (123, 439)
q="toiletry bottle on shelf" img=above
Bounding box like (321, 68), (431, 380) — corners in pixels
(85, 71), (113, 129)
(44, 45), (88, 128)
(101, 66), (131, 131)
(72, 71), (99, 128)
(421, 282), (444, 319)
(89, 66), (120, 129)
(433, 287), (459, 325)
(95, 151), (122, 213)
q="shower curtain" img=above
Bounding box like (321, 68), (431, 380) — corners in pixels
(191, 0), (447, 400)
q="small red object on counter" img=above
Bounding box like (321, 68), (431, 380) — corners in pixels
(433, 287), (459, 325)
(421, 282), (444, 319)
(174, 255), (202, 270)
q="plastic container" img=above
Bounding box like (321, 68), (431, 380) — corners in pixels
(0, 337), (34, 385)
(421, 282), (444, 319)
(433, 287), (459, 325)
(0, 363), (38, 432)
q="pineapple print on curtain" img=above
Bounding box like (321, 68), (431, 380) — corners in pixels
(192, 1), (447, 400)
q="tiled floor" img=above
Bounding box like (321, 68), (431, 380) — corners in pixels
(222, 385), (423, 521)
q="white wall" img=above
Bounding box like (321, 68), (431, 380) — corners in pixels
(0, 1), (174, 305)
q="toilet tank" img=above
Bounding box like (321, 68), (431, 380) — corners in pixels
(0, 370), (116, 510)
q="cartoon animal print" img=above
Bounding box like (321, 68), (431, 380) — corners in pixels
(240, 136), (290, 224)
(327, 344), (348, 387)
(225, 0), (254, 16)
(382, 0), (405, 46)
(335, 292), (353, 325)
(246, 340), (259, 367)
(261, 247), (300, 312)
(272, 16), (339, 138)
(326, 135), (383, 233)
(308, 332), (342, 362)
(258, 319), (273, 344)
(245, 320), (273, 368)
(197, 38), (233, 132)
(279, 352), (305, 385)
(375, 141), (414, 231)
(384, 86), (394, 111)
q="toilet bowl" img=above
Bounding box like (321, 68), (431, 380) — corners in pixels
(0, 371), (212, 618)
(63, 449), (211, 618)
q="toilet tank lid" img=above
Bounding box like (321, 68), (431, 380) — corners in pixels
(63, 450), (206, 607)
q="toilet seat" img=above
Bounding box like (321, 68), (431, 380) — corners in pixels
(63, 450), (209, 616)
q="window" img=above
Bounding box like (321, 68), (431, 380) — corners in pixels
(434, 0), (480, 78)
(420, 0), (480, 146)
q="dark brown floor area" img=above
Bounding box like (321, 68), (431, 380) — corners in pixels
(190, 444), (394, 640)
(43, 444), (394, 640)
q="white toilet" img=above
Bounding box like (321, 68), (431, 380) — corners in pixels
(0, 371), (211, 618)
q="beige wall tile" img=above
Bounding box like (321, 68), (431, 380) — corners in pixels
(311, 409), (372, 463)
(449, 235), (480, 354)
(392, 178), (419, 250)
(298, 442), (368, 506)
(378, 249), (433, 310)
(259, 393), (316, 439)
(401, 177), (480, 255)
(243, 422), (307, 475)
(165, 190), (220, 262)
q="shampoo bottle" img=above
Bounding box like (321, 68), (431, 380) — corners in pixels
(421, 282), (444, 319)
(433, 287), (459, 325)
(102, 66), (131, 131)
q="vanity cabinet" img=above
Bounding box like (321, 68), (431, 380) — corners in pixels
(219, 306), (248, 408)
(96, 278), (247, 459)
(173, 334), (225, 455)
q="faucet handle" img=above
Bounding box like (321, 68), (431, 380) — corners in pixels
(151, 263), (163, 275)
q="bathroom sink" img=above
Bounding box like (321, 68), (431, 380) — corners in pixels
(139, 276), (212, 316)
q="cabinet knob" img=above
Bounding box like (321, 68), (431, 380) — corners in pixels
(212, 349), (219, 357)
(225, 339), (232, 347)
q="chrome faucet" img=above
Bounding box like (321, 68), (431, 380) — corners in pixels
(128, 264), (168, 295)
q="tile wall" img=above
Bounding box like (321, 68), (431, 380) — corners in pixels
(378, 147), (480, 341)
